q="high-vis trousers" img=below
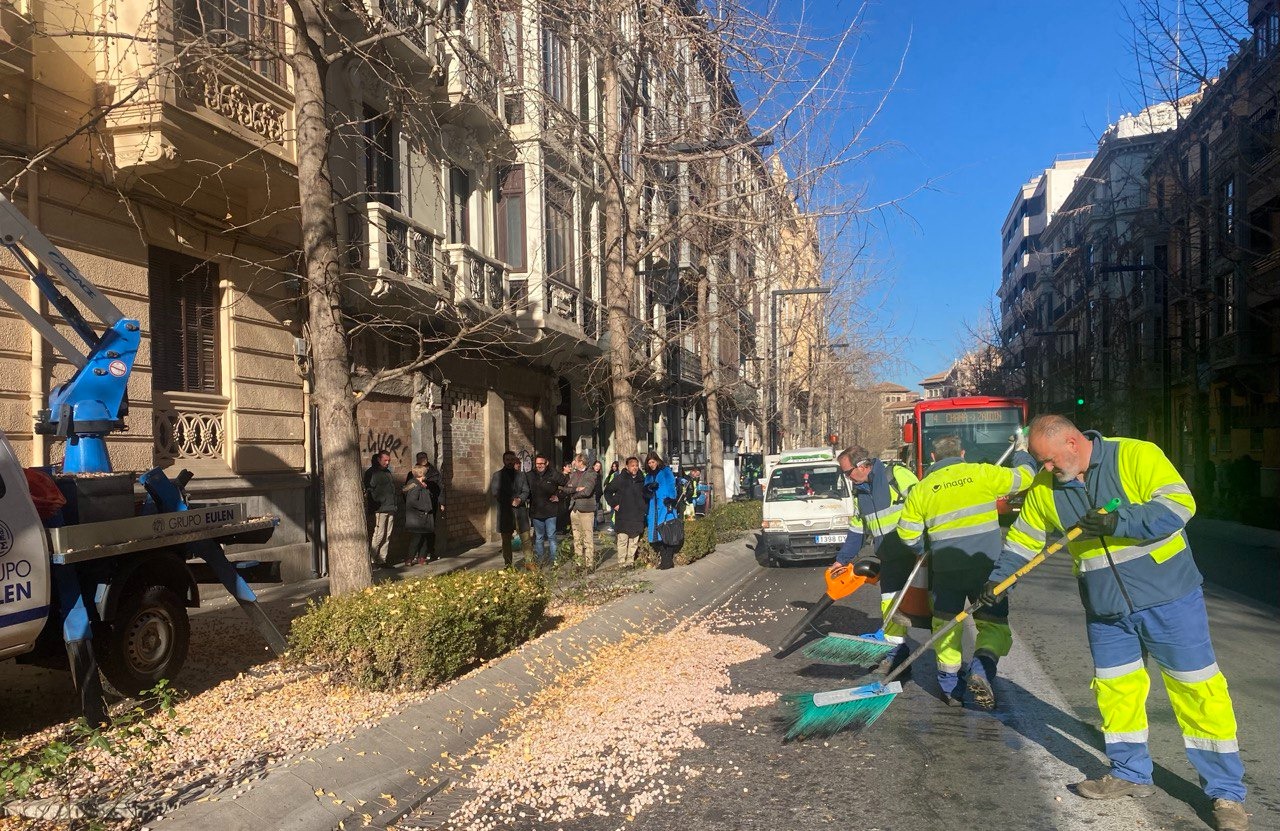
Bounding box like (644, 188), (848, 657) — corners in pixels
(1087, 586), (1245, 802)
(931, 568), (1012, 674)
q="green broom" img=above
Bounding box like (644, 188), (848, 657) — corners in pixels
(782, 498), (1120, 740)
(801, 429), (1028, 668)
(800, 550), (927, 666)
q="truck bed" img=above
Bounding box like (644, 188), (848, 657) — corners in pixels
(46, 503), (279, 564)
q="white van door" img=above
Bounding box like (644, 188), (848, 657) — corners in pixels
(0, 432), (52, 659)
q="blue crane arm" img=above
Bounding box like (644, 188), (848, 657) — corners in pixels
(0, 193), (138, 473)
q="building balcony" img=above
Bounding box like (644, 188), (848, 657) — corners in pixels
(674, 345), (702, 385)
(582, 295), (602, 340)
(441, 31), (501, 128)
(443, 243), (510, 311)
(102, 12), (294, 184)
(364, 0), (437, 65)
(362, 201), (448, 292)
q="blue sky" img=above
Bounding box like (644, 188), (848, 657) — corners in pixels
(816, 0), (1145, 390)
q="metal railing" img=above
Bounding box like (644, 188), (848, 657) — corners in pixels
(365, 201), (446, 290)
(443, 243), (509, 310)
(374, 0), (430, 52)
(582, 295), (601, 339)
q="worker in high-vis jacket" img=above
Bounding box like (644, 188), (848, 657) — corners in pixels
(896, 433), (1035, 709)
(985, 415), (1247, 831)
(833, 446), (923, 670)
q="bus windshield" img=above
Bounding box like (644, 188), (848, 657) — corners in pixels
(765, 464), (848, 502)
(919, 407), (1023, 465)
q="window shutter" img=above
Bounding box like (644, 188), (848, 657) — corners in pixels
(149, 248), (220, 394)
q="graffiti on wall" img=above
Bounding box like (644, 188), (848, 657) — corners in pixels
(364, 430), (406, 461)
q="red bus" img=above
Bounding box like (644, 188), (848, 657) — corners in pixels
(901, 396), (1029, 478)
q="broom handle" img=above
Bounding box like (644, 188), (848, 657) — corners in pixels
(881, 552), (926, 627)
(881, 498), (1120, 687)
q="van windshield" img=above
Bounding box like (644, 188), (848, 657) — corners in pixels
(765, 464), (847, 502)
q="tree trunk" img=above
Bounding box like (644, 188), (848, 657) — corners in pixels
(697, 275), (725, 505)
(601, 55), (636, 459)
(290, 0), (372, 595)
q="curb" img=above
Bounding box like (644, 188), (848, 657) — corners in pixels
(152, 534), (762, 831)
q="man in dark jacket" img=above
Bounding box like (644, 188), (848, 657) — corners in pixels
(363, 451), (397, 567)
(526, 454), (566, 567)
(489, 451), (530, 567)
(565, 453), (600, 571)
(605, 456), (646, 566)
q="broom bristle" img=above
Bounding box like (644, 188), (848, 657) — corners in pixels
(801, 633), (897, 666)
(781, 683), (901, 740)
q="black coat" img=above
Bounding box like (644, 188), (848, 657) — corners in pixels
(604, 469), (647, 535)
(404, 483), (435, 532)
(526, 468), (566, 519)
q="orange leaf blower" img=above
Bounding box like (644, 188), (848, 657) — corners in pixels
(776, 564), (875, 655)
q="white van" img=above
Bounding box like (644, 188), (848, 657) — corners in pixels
(756, 448), (853, 567)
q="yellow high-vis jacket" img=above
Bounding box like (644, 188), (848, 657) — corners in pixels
(897, 452), (1036, 572)
(990, 433), (1202, 619)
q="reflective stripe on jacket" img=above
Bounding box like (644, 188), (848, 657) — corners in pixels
(992, 433), (1202, 619)
(897, 452), (1035, 572)
(837, 461), (919, 566)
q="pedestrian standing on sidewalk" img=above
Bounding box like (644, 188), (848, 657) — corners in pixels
(644, 452), (680, 570)
(403, 465), (437, 564)
(606, 456), (646, 567)
(405, 452), (445, 559)
(602, 461), (619, 530)
(363, 451), (399, 568)
(566, 454), (600, 571)
(590, 460), (605, 527)
(527, 454), (566, 567)
(489, 451), (530, 568)
(986, 414), (1249, 831)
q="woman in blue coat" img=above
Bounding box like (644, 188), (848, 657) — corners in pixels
(644, 452), (680, 569)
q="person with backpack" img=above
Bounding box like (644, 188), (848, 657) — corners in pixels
(833, 446), (923, 671)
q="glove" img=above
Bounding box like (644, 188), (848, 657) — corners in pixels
(1077, 509), (1119, 538)
(1013, 427), (1029, 453)
(979, 580), (1003, 607)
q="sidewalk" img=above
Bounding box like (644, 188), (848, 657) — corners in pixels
(152, 535), (761, 830)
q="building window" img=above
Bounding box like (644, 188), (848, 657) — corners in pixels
(495, 165), (526, 271)
(364, 106), (398, 210)
(541, 22), (571, 110)
(1218, 177), (1235, 250)
(177, 0), (283, 83)
(544, 177), (574, 286)
(497, 2), (524, 124)
(149, 248), (220, 394)
(1215, 272), (1236, 335)
(1256, 6), (1279, 58)
(449, 167), (472, 245)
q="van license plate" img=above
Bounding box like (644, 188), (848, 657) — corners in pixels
(815, 534), (845, 544)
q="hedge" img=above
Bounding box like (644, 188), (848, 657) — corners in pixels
(289, 569), (549, 691)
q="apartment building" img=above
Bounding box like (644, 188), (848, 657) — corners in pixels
(0, 0), (778, 577)
(996, 157), (1090, 385)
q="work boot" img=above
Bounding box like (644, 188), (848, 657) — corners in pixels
(1212, 799), (1249, 831)
(966, 653), (998, 711)
(937, 670), (963, 706)
(1074, 774), (1156, 800)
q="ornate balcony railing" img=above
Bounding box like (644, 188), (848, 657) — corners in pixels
(369, 0), (432, 53)
(677, 345), (702, 384)
(365, 201), (446, 290)
(544, 277), (580, 322)
(444, 32), (500, 116)
(444, 243), (510, 310)
(153, 392), (228, 466)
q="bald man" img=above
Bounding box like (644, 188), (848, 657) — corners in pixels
(986, 415), (1247, 831)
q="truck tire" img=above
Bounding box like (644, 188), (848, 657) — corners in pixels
(755, 540), (778, 568)
(98, 585), (190, 698)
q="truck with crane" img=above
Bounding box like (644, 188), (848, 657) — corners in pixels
(0, 192), (286, 723)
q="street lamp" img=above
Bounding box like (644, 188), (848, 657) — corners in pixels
(769, 287), (831, 453)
